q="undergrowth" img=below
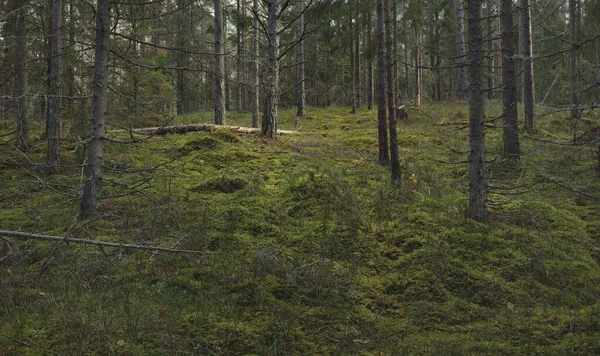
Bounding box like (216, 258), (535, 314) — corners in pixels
(1, 102), (600, 354)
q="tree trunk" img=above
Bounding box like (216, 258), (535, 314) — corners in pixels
(384, 0), (399, 181)
(350, 1), (356, 115)
(214, 0), (226, 125)
(295, 0), (305, 117)
(47, 0), (62, 174)
(236, 0), (242, 112)
(415, 34), (422, 108)
(467, 0), (486, 221)
(500, 0), (519, 158)
(569, 0), (580, 122)
(261, 0), (280, 137)
(486, 0), (494, 99)
(252, 0), (259, 128)
(355, 2), (361, 109)
(81, 0), (110, 219)
(176, 0), (188, 116)
(519, 0), (535, 132)
(312, 39), (319, 106)
(454, 0), (467, 99)
(241, 0), (247, 112)
(367, 13), (374, 110)
(376, 0), (389, 165)
(14, 0), (29, 151)
(67, 0), (75, 116)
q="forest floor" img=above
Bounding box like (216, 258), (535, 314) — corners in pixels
(1, 102), (600, 354)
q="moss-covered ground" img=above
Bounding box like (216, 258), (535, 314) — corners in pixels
(1, 102), (600, 354)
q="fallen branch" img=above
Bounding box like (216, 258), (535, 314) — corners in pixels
(110, 123), (301, 136)
(0, 230), (210, 254)
(536, 173), (600, 201)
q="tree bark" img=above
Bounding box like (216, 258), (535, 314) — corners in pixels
(519, 0), (535, 132)
(366, 13), (374, 110)
(350, 0), (356, 114)
(214, 0), (226, 125)
(500, 0), (519, 158)
(261, 0), (280, 137)
(47, 0), (62, 174)
(467, 0), (487, 221)
(81, 0), (110, 219)
(454, 0), (467, 99)
(14, 0), (29, 151)
(295, 0), (306, 116)
(384, 0), (399, 181)
(415, 33), (422, 108)
(569, 0), (580, 122)
(252, 0), (260, 128)
(486, 0), (494, 99)
(176, 0), (188, 116)
(376, 0), (389, 165)
(355, 2), (361, 109)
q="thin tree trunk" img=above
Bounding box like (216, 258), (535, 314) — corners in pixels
(295, 0), (305, 116)
(384, 0), (399, 181)
(376, 0), (389, 165)
(241, 0), (247, 112)
(454, 0), (467, 99)
(367, 13), (374, 110)
(350, 1), (356, 115)
(176, 0), (188, 116)
(261, 0), (280, 137)
(81, 0), (109, 219)
(355, 2), (361, 109)
(500, 0), (519, 158)
(520, 0), (535, 132)
(47, 0), (62, 174)
(14, 0), (29, 150)
(237, 0), (242, 112)
(467, 0), (486, 221)
(569, 0), (580, 122)
(312, 39), (319, 106)
(67, 0), (75, 116)
(214, 0), (226, 125)
(415, 34), (422, 108)
(252, 0), (259, 127)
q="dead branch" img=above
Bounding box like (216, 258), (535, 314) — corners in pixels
(109, 123), (301, 136)
(535, 173), (600, 201)
(0, 230), (211, 254)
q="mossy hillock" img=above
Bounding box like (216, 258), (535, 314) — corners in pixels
(1, 103), (600, 354)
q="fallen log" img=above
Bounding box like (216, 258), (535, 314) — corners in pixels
(110, 123), (301, 136)
(0, 230), (210, 254)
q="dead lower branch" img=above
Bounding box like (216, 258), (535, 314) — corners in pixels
(0, 230), (211, 254)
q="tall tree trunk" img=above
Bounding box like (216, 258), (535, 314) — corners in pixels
(467, 0), (487, 221)
(214, 0), (226, 125)
(454, 0), (467, 99)
(355, 2), (361, 109)
(415, 34), (422, 108)
(520, 0), (535, 132)
(384, 0), (399, 181)
(376, 0), (389, 165)
(312, 39), (319, 106)
(350, 0), (356, 114)
(392, 0), (398, 102)
(67, 0), (75, 116)
(14, 0), (29, 151)
(367, 13), (374, 110)
(295, 0), (305, 116)
(486, 0), (494, 99)
(81, 0), (109, 219)
(237, 0), (242, 112)
(241, 0), (247, 112)
(252, 0), (259, 127)
(569, 0), (580, 122)
(47, 0), (62, 174)
(176, 0), (188, 116)
(500, 0), (519, 158)
(262, 0), (280, 137)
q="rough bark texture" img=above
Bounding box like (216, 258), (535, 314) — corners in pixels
(176, 0), (189, 116)
(569, 0), (580, 121)
(415, 34), (422, 108)
(454, 0), (467, 99)
(295, 0), (306, 117)
(214, 0), (226, 125)
(384, 0), (399, 181)
(354, 3), (361, 109)
(486, 0), (494, 99)
(262, 0), (280, 137)
(519, 0), (535, 132)
(376, 0), (389, 165)
(81, 0), (109, 219)
(467, 0), (487, 221)
(14, 0), (29, 151)
(500, 0), (520, 158)
(367, 14), (374, 110)
(252, 0), (259, 128)
(47, 0), (62, 174)
(350, 0), (356, 114)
